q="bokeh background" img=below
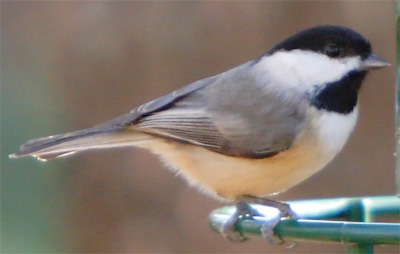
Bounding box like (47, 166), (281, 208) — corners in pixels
(2, 1), (397, 253)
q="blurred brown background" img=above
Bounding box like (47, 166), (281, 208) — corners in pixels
(2, 1), (396, 253)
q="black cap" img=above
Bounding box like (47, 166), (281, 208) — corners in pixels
(267, 25), (372, 59)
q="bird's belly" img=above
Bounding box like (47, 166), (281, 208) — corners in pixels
(164, 141), (335, 201)
(138, 107), (358, 201)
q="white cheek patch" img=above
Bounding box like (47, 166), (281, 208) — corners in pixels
(253, 50), (362, 91)
(314, 106), (359, 154)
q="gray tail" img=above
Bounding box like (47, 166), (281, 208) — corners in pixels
(9, 126), (148, 161)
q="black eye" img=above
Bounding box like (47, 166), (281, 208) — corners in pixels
(324, 44), (341, 57)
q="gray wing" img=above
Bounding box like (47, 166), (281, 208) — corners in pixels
(104, 61), (307, 159)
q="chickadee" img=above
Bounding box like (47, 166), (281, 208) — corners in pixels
(10, 25), (389, 243)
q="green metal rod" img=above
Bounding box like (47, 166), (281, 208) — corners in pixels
(287, 196), (400, 221)
(208, 196), (400, 245)
(209, 211), (400, 244)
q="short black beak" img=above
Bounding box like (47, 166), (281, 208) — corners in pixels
(361, 54), (390, 70)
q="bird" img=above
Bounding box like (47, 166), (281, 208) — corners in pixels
(10, 25), (390, 243)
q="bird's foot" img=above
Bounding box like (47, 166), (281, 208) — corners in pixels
(219, 196), (299, 246)
(219, 202), (260, 242)
(260, 211), (285, 245)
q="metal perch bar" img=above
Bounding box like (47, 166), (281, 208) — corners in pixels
(208, 196), (400, 246)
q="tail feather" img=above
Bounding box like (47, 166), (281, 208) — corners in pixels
(9, 127), (148, 161)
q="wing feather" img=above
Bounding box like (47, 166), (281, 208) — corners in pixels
(136, 110), (224, 151)
(95, 61), (305, 159)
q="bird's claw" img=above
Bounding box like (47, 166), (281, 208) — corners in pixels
(219, 222), (247, 242)
(218, 202), (260, 242)
(218, 197), (299, 247)
(260, 212), (285, 245)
